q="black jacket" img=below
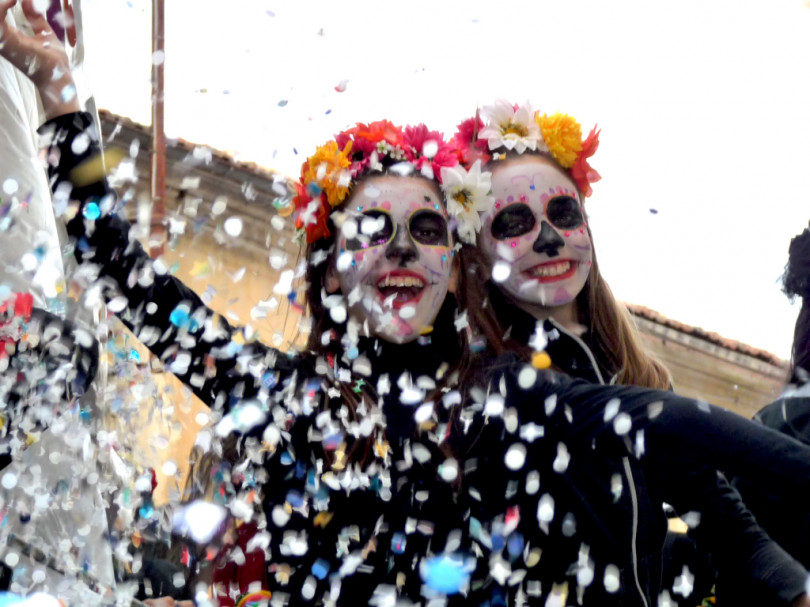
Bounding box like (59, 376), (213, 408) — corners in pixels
(45, 111), (810, 606)
(487, 282), (809, 605)
(720, 388), (810, 604)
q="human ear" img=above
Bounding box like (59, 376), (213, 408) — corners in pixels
(448, 258), (459, 294)
(325, 262), (341, 294)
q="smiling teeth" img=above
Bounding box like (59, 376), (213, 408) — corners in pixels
(377, 276), (425, 288)
(528, 261), (572, 277)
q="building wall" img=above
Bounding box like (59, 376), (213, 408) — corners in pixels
(128, 226), (305, 505)
(634, 317), (788, 419)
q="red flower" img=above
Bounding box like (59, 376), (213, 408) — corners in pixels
(343, 120), (404, 156)
(293, 181), (332, 244)
(0, 292), (34, 358)
(570, 125), (601, 198)
(333, 120), (408, 175)
(403, 124), (458, 182)
(451, 115), (490, 168)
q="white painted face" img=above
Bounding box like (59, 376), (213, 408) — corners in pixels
(479, 155), (592, 311)
(329, 175), (454, 344)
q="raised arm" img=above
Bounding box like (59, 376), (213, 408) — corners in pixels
(0, 0), (300, 414)
(0, 0), (79, 120)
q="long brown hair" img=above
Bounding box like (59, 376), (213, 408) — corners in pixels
(467, 153), (671, 390)
(579, 239), (671, 389)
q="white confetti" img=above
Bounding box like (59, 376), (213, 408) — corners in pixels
(517, 366), (537, 389)
(604, 564), (621, 593)
(20, 253), (38, 272)
(552, 442), (570, 473)
(2, 178), (18, 194)
(525, 471), (540, 494)
(211, 196), (228, 215)
(439, 459), (459, 482)
(223, 216), (243, 237)
(613, 412), (632, 435)
(422, 140), (439, 159)
(604, 398), (621, 422)
(271, 215), (286, 231)
(491, 261), (511, 283)
(1, 472), (17, 489)
(342, 219), (358, 239)
(537, 494), (555, 524)
(485, 393), (505, 416)
(107, 296), (128, 313)
(329, 304), (347, 323)
(504, 443), (527, 470)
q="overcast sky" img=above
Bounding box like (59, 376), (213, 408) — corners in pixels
(79, 0), (810, 359)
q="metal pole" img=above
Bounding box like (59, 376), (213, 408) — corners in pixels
(150, 0), (166, 257)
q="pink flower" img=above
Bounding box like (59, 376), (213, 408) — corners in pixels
(451, 115), (490, 168)
(403, 124), (457, 181)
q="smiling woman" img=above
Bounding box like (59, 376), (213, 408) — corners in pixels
(454, 100), (670, 389)
(326, 174), (454, 343)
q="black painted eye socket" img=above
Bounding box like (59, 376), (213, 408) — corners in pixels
(345, 210), (394, 250)
(546, 196), (583, 230)
(409, 210), (449, 246)
(491, 204), (536, 240)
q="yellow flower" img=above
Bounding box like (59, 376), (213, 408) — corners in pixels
(302, 140), (353, 207)
(536, 112), (583, 169)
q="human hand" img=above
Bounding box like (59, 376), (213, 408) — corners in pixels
(0, 0), (79, 119)
(793, 593), (810, 607)
(143, 598), (195, 607)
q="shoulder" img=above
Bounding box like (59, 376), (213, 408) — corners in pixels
(755, 396), (810, 446)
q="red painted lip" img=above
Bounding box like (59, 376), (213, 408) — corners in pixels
(375, 270), (428, 309)
(522, 259), (578, 284)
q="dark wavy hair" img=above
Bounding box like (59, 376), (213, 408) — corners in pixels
(783, 227), (810, 384)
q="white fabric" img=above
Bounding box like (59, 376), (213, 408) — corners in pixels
(0, 4), (121, 601)
(0, 7), (66, 312)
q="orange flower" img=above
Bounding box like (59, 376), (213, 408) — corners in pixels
(301, 140), (353, 208)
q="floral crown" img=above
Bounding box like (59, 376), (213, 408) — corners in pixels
(451, 99), (601, 198)
(292, 120), (494, 245)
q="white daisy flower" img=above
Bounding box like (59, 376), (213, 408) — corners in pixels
(479, 99), (546, 155)
(440, 160), (495, 245)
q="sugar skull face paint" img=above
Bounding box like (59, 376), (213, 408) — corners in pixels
(329, 175), (453, 344)
(480, 155), (592, 311)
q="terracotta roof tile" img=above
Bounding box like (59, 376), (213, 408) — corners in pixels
(98, 108), (283, 181)
(625, 302), (785, 367)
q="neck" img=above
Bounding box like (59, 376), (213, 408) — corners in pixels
(352, 296), (462, 381)
(512, 298), (580, 334)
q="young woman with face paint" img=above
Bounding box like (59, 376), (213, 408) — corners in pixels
(454, 101), (669, 389)
(11, 10), (810, 605)
(452, 101), (810, 607)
